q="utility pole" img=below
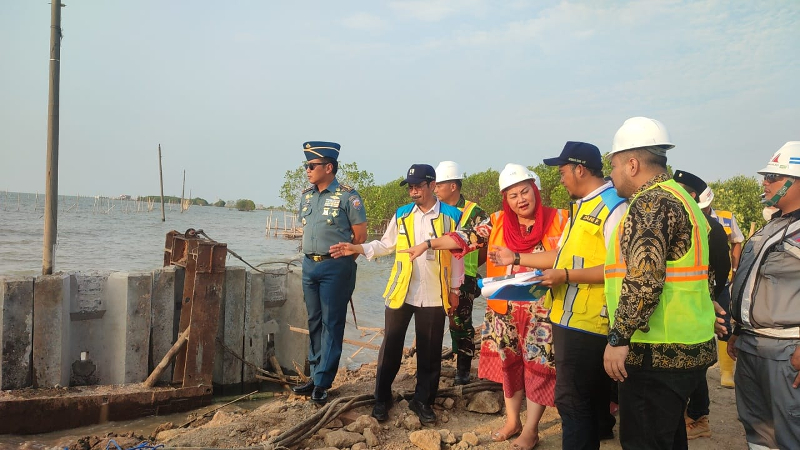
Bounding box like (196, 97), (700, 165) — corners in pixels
(158, 144), (165, 221)
(43, 0), (64, 275)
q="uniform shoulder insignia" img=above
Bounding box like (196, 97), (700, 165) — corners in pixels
(338, 184), (354, 192)
(301, 186), (314, 194)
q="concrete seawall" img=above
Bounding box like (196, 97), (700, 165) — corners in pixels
(0, 266), (307, 391)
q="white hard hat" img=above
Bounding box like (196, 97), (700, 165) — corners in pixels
(697, 186), (714, 209)
(498, 163), (540, 191)
(757, 141), (800, 178)
(609, 116), (675, 156)
(435, 161), (464, 182)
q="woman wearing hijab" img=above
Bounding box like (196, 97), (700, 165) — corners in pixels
(403, 163), (567, 450)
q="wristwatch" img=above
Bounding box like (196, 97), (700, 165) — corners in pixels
(607, 329), (630, 347)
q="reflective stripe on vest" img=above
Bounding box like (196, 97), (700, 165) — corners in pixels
(604, 179), (715, 344)
(550, 186), (625, 335)
(382, 202), (462, 310)
(485, 209), (568, 314)
(459, 200), (480, 278)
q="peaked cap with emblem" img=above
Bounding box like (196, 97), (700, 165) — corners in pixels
(303, 141), (341, 161)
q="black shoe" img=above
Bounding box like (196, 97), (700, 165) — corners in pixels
(311, 386), (328, 404)
(409, 399), (436, 424)
(454, 369), (471, 385)
(291, 380), (315, 395)
(372, 400), (391, 422)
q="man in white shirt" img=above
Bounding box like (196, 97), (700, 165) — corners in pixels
(330, 164), (464, 424)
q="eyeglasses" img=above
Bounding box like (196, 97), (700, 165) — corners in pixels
(763, 173), (786, 183)
(304, 162), (327, 170)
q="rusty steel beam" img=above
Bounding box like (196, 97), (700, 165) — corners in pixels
(163, 230), (227, 388)
(0, 385), (211, 434)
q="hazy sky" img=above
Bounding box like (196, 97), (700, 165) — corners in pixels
(1, 1), (798, 207)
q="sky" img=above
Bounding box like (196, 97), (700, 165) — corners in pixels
(1, 1), (798, 207)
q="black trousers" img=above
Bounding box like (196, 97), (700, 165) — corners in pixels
(553, 325), (616, 450)
(375, 302), (446, 405)
(618, 364), (706, 450)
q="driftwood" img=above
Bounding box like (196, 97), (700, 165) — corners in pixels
(144, 325), (191, 387)
(290, 325), (381, 351)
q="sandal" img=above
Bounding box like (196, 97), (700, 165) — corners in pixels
(490, 425), (523, 442)
(511, 435), (540, 450)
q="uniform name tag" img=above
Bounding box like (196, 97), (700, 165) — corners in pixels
(324, 198), (340, 208)
(580, 214), (601, 225)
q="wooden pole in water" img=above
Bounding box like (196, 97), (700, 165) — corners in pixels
(180, 170), (185, 213)
(158, 144), (166, 221)
(43, 0), (64, 275)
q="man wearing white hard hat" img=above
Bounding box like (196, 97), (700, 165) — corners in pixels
(433, 161), (489, 386)
(603, 117), (717, 449)
(728, 141), (800, 450)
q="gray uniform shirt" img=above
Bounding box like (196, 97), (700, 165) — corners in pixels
(300, 178), (367, 255)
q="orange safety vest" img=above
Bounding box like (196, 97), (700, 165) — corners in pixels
(485, 209), (568, 314)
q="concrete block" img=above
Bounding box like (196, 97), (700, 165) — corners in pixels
(243, 271), (266, 383)
(103, 272), (152, 384)
(150, 267), (178, 382)
(214, 266), (246, 386)
(0, 276), (34, 389)
(33, 273), (72, 387)
(70, 271), (111, 321)
(263, 268), (288, 308)
(270, 269), (309, 375)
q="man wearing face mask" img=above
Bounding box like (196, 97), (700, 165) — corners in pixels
(330, 164), (464, 425)
(728, 141), (800, 450)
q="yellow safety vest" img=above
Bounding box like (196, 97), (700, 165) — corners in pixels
(604, 179), (715, 344)
(713, 209), (735, 281)
(459, 200), (480, 278)
(382, 202), (462, 310)
(550, 186), (625, 335)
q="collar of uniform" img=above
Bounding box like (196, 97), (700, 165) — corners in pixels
(316, 177), (339, 194)
(576, 180), (614, 205)
(632, 172), (670, 198)
(412, 199), (441, 216)
(781, 208), (800, 219)
(455, 195), (466, 208)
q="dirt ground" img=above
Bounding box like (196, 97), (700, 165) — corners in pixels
(39, 354), (747, 450)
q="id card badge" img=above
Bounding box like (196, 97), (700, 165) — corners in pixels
(426, 248), (435, 260)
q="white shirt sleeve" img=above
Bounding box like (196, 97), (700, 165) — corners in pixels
(729, 214), (745, 243)
(450, 253), (464, 288)
(603, 201), (629, 248)
(362, 214), (398, 260)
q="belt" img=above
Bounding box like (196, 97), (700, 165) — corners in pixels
(306, 254), (333, 262)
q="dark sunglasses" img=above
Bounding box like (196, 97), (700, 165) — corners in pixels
(763, 173), (786, 183)
(304, 162), (327, 170)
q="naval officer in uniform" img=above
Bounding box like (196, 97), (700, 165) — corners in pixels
(293, 141), (367, 404)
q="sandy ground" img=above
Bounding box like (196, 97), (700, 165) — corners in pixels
(38, 354), (747, 450)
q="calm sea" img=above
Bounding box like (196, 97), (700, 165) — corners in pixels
(0, 192), (487, 364)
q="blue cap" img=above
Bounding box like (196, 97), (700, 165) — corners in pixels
(400, 164), (436, 186)
(543, 141), (603, 170)
(303, 141), (340, 161)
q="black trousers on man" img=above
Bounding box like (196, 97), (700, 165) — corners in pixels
(375, 303), (446, 406)
(618, 364), (705, 450)
(554, 325), (616, 450)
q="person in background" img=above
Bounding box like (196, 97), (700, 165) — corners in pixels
(294, 141), (367, 404)
(728, 141), (800, 450)
(330, 164), (464, 425)
(603, 117), (717, 450)
(402, 163), (567, 450)
(673, 170), (731, 440)
(433, 161), (489, 385)
(695, 185), (744, 388)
